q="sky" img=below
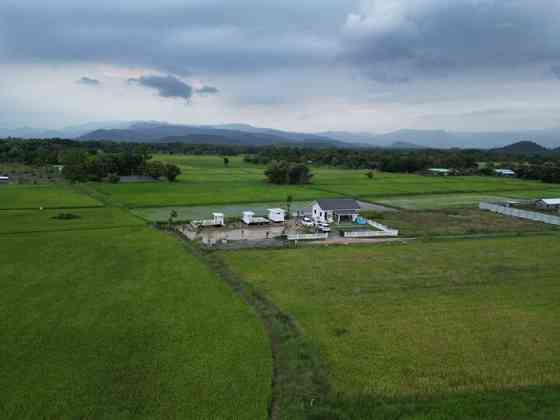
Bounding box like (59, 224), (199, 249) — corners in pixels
(2, 0), (560, 133)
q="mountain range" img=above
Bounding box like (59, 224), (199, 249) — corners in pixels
(2, 121), (560, 150)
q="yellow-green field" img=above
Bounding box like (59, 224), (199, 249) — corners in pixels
(80, 155), (560, 209)
(3, 153), (560, 419)
(222, 236), (560, 419)
(0, 190), (271, 419)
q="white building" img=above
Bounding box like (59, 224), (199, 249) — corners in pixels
(428, 168), (451, 176)
(495, 169), (516, 177)
(536, 198), (560, 209)
(242, 211), (255, 224)
(212, 213), (225, 226)
(311, 199), (361, 224)
(267, 208), (285, 223)
(0, 176), (9, 184)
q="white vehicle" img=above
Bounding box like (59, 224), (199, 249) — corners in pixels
(317, 223), (331, 232)
(301, 216), (314, 227)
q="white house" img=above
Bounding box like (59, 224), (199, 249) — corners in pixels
(267, 208), (285, 223)
(495, 169), (516, 177)
(0, 176), (9, 184)
(536, 198), (560, 209)
(311, 199), (361, 224)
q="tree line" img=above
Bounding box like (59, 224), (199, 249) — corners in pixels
(2, 138), (560, 184)
(60, 151), (181, 182)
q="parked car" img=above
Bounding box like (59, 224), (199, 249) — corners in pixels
(301, 216), (314, 227)
(317, 223), (331, 232)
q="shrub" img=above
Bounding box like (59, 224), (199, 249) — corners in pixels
(52, 213), (81, 220)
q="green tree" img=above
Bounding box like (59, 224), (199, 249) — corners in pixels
(223, 157), (229, 166)
(164, 164), (181, 182)
(144, 161), (166, 178)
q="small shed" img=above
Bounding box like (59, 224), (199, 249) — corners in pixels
(267, 208), (285, 223)
(536, 198), (560, 209)
(428, 168), (451, 176)
(0, 176), (9, 184)
(212, 213), (225, 226)
(242, 211), (255, 225)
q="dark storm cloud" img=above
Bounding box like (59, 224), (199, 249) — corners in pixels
(342, 0), (560, 82)
(128, 75), (193, 101)
(0, 0), (347, 76)
(196, 86), (219, 95)
(76, 77), (100, 86)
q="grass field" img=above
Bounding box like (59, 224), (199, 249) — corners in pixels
(310, 168), (560, 198)
(131, 201), (311, 223)
(222, 236), (560, 419)
(0, 185), (100, 209)
(369, 208), (559, 237)
(85, 155), (560, 209)
(90, 180), (332, 208)
(0, 211), (272, 419)
(4, 154), (560, 419)
(0, 207), (145, 234)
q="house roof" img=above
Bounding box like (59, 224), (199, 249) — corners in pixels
(316, 198), (360, 211)
(0, 176), (9, 180)
(428, 168), (451, 173)
(539, 198), (560, 205)
(495, 169), (516, 174)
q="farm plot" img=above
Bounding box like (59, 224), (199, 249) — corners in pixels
(311, 168), (560, 198)
(374, 193), (514, 210)
(367, 208), (558, 237)
(132, 201), (311, 223)
(222, 236), (560, 419)
(91, 180), (333, 208)
(0, 207), (144, 234)
(0, 226), (272, 419)
(0, 185), (100, 209)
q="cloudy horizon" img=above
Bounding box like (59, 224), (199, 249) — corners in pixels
(2, 0), (560, 134)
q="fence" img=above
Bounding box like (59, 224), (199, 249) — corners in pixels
(287, 233), (329, 241)
(343, 230), (399, 238)
(479, 202), (560, 226)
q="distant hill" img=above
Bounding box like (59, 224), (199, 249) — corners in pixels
(491, 141), (550, 155)
(79, 123), (347, 148)
(5, 119), (560, 149)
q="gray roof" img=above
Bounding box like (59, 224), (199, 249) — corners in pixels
(316, 198), (360, 211)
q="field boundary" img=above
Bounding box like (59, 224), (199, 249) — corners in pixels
(0, 205), (104, 211)
(0, 224), (146, 236)
(170, 229), (332, 420)
(480, 202), (560, 225)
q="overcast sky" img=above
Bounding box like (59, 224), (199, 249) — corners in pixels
(2, 0), (560, 133)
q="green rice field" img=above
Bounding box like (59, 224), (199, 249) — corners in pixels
(0, 205), (271, 419)
(83, 155), (560, 209)
(3, 154), (560, 419)
(222, 236), (560, 419)
(0, 185), (100, 209)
